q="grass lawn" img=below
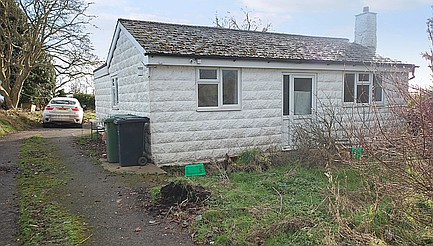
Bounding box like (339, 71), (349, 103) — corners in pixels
(187, 163), (332, 245)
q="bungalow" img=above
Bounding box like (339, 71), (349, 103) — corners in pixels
(94, 7), (412, 166)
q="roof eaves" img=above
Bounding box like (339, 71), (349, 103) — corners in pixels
(145, 52), (413, 67)
(93, 62), (107, 73)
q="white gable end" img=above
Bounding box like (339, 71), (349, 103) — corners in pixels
(94, 20), (151, 120)
(106, 22), (148, 70)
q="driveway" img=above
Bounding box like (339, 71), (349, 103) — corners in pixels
(0, 126), (195, 246)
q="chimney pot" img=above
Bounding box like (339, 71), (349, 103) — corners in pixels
(363, 6), (369, 12)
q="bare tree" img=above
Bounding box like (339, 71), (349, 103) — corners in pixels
(422, 9), (433, 75)
(214, 9), (271, 32)
(292, 67), (433, 244)
(0, 0), (98, 109)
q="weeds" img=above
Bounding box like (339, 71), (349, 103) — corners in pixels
(323, 161), (433, 245)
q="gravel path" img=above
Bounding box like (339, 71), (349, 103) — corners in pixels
(0, 126), (196, 246)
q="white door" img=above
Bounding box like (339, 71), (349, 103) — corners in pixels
(282, 74), (316, 149)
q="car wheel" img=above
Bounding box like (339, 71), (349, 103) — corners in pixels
(42, 122), (50, 128)
(75, 123), (83, 128)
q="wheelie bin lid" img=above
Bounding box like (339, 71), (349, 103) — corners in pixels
(104, 114), (135, 123)
(113, 116), (150, 125)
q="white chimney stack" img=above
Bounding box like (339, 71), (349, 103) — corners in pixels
(355, 6), (377, 53)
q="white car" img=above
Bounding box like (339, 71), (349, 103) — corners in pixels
(42, 97), (84, 128)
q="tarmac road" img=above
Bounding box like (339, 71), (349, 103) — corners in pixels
(0, 125), (195, 246)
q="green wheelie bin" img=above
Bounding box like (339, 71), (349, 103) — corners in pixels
(104, 114), (133, 162)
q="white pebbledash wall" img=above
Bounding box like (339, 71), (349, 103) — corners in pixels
(149, 66), (283, 165)
(94, 29), (151, 119)
(354, 6), (377, 52)
(94, 27), (403, 166)
(147, 65), (401, 165)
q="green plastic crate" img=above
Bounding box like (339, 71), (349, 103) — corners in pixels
(185, 163), (206, 177)
(351, 147), (363, 159)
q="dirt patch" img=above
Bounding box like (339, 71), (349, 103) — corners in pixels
(0, 164), (17, 174)
(159, 182), (211, 207)
(146, 182), (211, 228)
(77, 134), (106, 160)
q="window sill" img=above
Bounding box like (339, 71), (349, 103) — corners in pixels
(196, 107), (241, 112)
(112, 106), (119, 110)
(342, 102), (385, 108)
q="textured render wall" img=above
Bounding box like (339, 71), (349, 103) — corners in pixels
(149, 67), (398, 165)
(315, 71), (399, 144)
(94, 30), (150, 120)
(355, 9), (377, 51)
(149, 66), (282, 165)
(316, 72), (343, 107)
(94, 68), (111, 120)
(97, 53), (402, 165)
(109, 31), (150, 117)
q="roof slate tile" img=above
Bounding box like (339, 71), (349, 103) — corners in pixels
(119, 19), (401, 65)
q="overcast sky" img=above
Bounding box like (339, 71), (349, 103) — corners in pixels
(86, 0), (433, 88)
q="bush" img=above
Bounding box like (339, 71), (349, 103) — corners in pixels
(73, 93), (95, 110)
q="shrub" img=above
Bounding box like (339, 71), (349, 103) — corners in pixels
(73, 93), (95, 110)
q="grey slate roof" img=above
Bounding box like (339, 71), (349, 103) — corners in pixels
(119, 19), (401, 65)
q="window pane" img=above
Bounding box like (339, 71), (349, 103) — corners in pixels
(373, 75), (382, 102)
(294, 78), (312, 115)
(115, 78), (119, 105)
(199, 69), (217, 80)
(198, 84), (218, 107)
(344, 74), (355, 102)
(283, 75), (289, 115)
(51, 100), (75, 105)
(359, 73), (370, 81)
(112, 78), (119, 106)
(357, 85), (370, 103)
(222, 70), (238, 105)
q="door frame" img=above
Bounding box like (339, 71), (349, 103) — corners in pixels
(282, 73), (317, 149)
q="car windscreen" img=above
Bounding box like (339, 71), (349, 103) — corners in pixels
(50, 100), (76, 105)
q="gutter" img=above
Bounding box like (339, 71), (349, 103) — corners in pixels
(144, 52), (414, 68)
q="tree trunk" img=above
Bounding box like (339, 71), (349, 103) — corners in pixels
(4, 95), (15, 109)
(2, 70), (31, 109)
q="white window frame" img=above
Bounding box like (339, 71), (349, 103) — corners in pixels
(196, 68), (241, 111)
(343, 72), (383, 105)
(282, 73), (316, 117)
(111, 76), (119, 109)
(372, 75), (384, 103)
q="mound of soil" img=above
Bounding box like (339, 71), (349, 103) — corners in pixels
(159, 182), (211, 207)
(146, 182), (211, 227)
